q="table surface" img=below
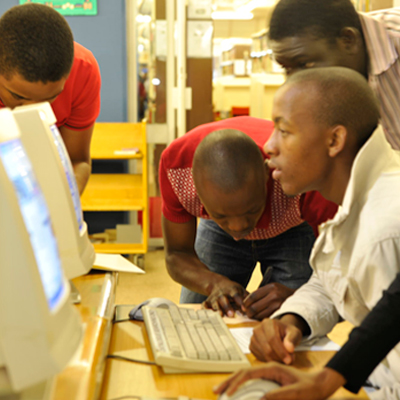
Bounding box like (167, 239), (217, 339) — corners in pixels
(51, 272), (116, 400)
(100, 307), (369, 400)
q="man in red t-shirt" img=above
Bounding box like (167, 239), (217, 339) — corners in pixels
(0, 3), (101, 194)
(160, 116), (338, 319)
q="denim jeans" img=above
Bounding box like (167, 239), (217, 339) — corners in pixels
(180, 219), (315, 303)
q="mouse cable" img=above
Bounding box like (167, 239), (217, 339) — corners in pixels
(112, 318), (131, 323)
(107, 354), (157, 366)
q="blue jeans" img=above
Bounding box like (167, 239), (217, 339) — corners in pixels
(180, 219), (315, 303)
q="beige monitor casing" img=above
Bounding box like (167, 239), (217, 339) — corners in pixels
(0, 108), (82, 391)
(13, 102), (95, 279)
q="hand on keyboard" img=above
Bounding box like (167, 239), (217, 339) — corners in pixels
(202, 277), (249, 318)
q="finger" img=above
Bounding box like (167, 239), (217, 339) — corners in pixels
(283, 327), (303, 354)
(217, 367), (278, 396)
(268, 322), (296, 364)
(243, 291), (275, 319)
(232, 291), (247, 310)
(203, 297), (224, 317)
(250, 335), (286, 363)
(250, 329), (283, 362)
(249, 339), (270, 362)
(218, 295), (237, 318)
(248, 296), (282, 321)
(213, 372), (241, 394)
(224, 364), (303, 398)
(202, 299), (213, 310)
(243, 285), (271, 307)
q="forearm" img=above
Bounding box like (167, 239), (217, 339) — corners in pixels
(73, 160), (92, 195)
(165, 251), (228, 296)
(312, 367), (347, 398)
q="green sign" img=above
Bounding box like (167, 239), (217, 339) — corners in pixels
(19, 0), (98, 16)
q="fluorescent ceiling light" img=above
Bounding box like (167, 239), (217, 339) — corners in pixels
(211, 11), (254, 20)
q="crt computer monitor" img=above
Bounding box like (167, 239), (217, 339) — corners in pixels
(0, 108), (82, 393)
(13, 102), (95, 280)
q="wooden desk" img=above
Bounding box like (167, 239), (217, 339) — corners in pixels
(50, 272), (117, 400)
(100, 314), (368, 400)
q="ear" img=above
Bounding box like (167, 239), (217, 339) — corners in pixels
(337, 27), (363, 54)
(328, 125), (347, 158)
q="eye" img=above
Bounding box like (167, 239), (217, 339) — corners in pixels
(297, 61), (315, 69)
(11, 93), (25, 100)
(278, 127), (288, 137)
(248, 209), (261, 215)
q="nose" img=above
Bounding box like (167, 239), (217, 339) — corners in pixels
(264, 129), (279, 157)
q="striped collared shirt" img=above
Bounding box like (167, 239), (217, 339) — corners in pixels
(360, 9), (400, 150)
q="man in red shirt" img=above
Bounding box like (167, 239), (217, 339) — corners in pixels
(160, 116), (338, 319)
(0, 3), (101, 194)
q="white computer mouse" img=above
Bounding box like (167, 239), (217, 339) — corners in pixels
(218, 379), (281, 400)
(129, 297), (176, 321)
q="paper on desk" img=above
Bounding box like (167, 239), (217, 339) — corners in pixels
(93, 253), (145, 274)
(222, 310), (258, 325)
(230, 327), (341, 354)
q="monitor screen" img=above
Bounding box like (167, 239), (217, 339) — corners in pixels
(0, 138), (65, 311)
(49, 124), (83, 231)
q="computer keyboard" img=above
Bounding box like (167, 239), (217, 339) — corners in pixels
(142, 305), (250, 373)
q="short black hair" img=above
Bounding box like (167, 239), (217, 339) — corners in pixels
(193, 129), (265, 192)
(285, 67), (380, 148)
(0, 3), (74, 83)
(269, 0), (363, 43)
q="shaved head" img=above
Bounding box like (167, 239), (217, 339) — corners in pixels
(284, 67), (380, 149)
(192, 128), (268, 240)
(192, 129), (266, 192)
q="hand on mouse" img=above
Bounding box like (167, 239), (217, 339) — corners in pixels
(214, 364), (346, 400)
(250, 315), (307, 364)
(241, 283), (296, 320)
(202, 276), (249, 318)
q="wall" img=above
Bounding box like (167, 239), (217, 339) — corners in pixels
(0, 0), (127, 122)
